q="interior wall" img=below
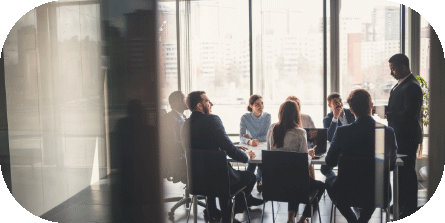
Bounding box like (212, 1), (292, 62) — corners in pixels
(2, 2), (106, 216)
(428, 26), (445, 200)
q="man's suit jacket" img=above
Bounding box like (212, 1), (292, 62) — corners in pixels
(181, 111), (249, 185)
(165, 110), (186, 148)
(323, 108), (356, 141)
(325, 116), (398, 170)
(387, 74), (423, 147)
(162, 110), (187, 182)
(326, 116), (398, 197)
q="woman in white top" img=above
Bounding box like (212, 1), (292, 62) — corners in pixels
(286, 96), (317, 179)
(266, 101), (325, 223)
(286, 96), (315, 128)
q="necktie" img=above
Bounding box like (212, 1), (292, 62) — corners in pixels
(391, 83), (398, 92)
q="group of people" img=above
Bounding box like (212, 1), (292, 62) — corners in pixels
(163, 54), (423, 223)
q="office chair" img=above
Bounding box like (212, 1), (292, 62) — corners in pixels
(261, 150), (322, 223)
(329, 155), (391, 223)
(186, 149), (251, 223)
(163, 148), (206, 220)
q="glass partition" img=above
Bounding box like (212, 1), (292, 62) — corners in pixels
(3, 2), (105, 216)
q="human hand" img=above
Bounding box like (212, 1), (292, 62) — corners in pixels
(246, 150), (256, 160)
(333, 106), (342, 119)
(308, 149), (315, 158)
(249, 139), (260, 147)
(243, 134), (251, 139)
(236, 146), (248, 151)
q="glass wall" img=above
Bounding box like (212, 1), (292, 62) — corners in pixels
(339, 0), (400, 109)
(3, 2), (106, 216)
(253, 0), (324, 127)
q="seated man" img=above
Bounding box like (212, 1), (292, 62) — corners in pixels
(181, 91), (263, 223)
(323, 92), (356, 142)
(162, 91), (188, 183)
(321, 89), (397, 223)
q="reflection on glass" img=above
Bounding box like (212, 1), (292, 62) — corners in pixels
(158, 2), (179, 108)
(3, 3), (104, 216)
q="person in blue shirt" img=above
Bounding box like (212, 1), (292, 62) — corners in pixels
(323, 92), (356, 142)
(240, 94), (271, 193)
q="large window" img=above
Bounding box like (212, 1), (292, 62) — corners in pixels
(159, 1), (430, 138)
(253, 0), (325, 127)
(189, 0), (250, 134)
(340, 0), (400, 108)
(420, 15), (430, 156)
(158, 1), (178, 108)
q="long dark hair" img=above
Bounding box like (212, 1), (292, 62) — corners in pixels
(273, 101), (302, 148)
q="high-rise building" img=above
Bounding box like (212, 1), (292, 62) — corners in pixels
(372, 6), (400, 41)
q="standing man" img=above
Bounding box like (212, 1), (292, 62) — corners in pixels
(181, 91), (263, 223)
(323, 92), (356, 142)
(387, 54), (423, 219)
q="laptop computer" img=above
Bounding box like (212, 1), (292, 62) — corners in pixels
(304, 128), (328, 159)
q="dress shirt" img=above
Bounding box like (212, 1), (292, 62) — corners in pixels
(331, 109), (348, 125)
(173, 110), (186, 120)
(393, 73), (413, 91)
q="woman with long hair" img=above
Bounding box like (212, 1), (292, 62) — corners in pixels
(266, 101), (325, 223)
(240, 94), (271, 193)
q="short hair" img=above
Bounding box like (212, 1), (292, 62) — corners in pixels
(168, 91), (184, 106)
(186, 91), (206, 111)
(389, 54), (410, 69)
(327, 92), (341, 104)
(347, 89), (372, 117)
(247, 94), (263, 112)
(286, 96), (301, 110)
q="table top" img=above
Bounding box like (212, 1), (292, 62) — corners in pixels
(229, 142), (403, 165)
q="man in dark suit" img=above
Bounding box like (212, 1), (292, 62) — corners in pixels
(386, 54), (423, 218)
(321, 89), (398, 223)
(323, 92), (356, 142)
(162, 91), (188, 183)
(181, 91), (263, 223)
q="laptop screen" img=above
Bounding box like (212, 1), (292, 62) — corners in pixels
(304, 128), (327, 155)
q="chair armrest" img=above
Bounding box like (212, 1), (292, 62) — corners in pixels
(230, 186), (247, 198)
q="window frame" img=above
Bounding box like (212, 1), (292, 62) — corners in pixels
(171, 0), (425, 137)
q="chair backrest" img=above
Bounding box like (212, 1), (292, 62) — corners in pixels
(337, 155), (382, 208)
(262, 150), (310, 203)
(187, 149), (231, 197)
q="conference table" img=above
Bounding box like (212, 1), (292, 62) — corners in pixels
(228, 143), (405, 222)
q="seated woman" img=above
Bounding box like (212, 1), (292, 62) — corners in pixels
(286, 96), (315, 128)
(266, 100), (325, 223)
(240, 94), (271, 193)
(286, 96), (316, 180)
